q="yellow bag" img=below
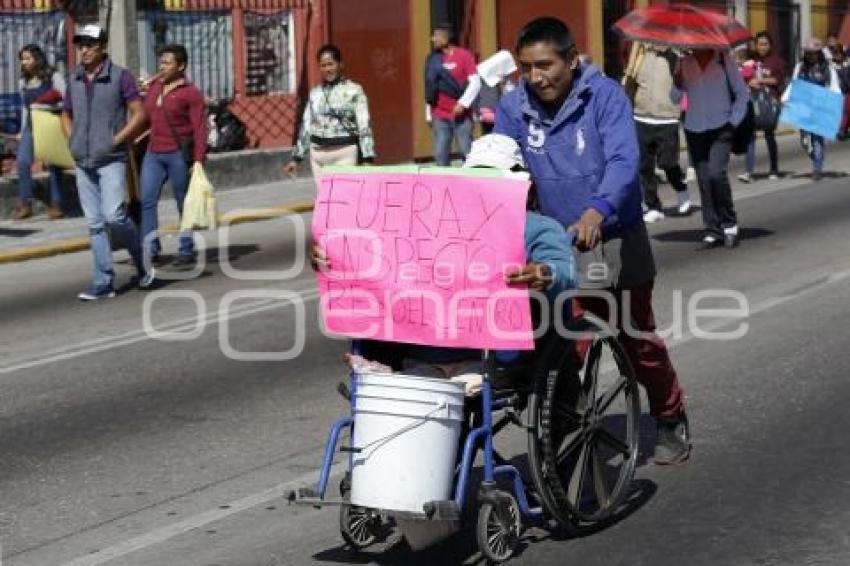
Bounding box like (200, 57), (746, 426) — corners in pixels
(180, 162), (218, 231)
(31, 107), (75, 169)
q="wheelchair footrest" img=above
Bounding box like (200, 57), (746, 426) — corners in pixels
(422, 500), (461, 521)
(286, 487), (345, 508)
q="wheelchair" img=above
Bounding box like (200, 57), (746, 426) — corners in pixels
(290, 312), (640, 563)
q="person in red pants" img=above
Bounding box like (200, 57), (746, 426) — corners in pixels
(494, 17), (690, 464)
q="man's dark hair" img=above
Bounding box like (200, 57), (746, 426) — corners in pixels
(516, 17), (576, 58)
(158, 44), (188, 66)
(317, 44), (342, 63)
(433, 22), (455, 41)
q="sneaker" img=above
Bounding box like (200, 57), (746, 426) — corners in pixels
(676, 192), (691, 215)
(698, 234), (721, 250)
(653, 412), (691, 465)
(737, 172), (752, 183)
(78, 286), (117, 301)
(768, 172), (780, 181)
(150, 254), (169, 268)
(643, 209), (665, 223)
(685, 167), (696, 183)
(138, 268), (156, 290)
(812, 171), (823, 182)
(170, 254), (196, 270)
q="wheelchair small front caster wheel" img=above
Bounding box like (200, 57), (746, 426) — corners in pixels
(476, 491), (521, 563)
(339, 503), (381, 550)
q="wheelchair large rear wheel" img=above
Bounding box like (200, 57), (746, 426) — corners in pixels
(527, 315), (640, 526)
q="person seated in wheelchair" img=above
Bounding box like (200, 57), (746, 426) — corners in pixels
(314, 134), (577, 395)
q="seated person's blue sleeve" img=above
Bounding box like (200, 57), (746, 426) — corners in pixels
(524, 212), (577, 300)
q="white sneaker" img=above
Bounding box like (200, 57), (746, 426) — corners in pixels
(737, 172), (752, 183)
(685, 167), (697, 183)
(138, 268), (157, 290)
(768, 173), (779, 180)
(643, 209), (665, 223)
(676, 192), (691, 215)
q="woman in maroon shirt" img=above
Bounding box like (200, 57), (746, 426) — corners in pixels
(739, 31), (786, 183)
(140, 43), (207, 269)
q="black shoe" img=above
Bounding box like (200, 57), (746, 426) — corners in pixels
(723, 233), (739, 249)
(653, 412), (691, 466)
(697, 235), (721, 250)
(150, 254), (169, 268)
(170, 254), (196, 270)
(812, 171), (823, 182)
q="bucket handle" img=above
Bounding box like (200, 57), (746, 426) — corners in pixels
(351, 397), (454, 454)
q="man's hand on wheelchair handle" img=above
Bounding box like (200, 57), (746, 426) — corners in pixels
(569, 208), (605, 251)
(506, 262), (552, 291)
(310, 244), (330, 271)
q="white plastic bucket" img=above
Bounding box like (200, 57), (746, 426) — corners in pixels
(349, 373), (466, 514)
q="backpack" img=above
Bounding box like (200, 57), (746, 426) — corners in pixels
(424, 51), (466, 106)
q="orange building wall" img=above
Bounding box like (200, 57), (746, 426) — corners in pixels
(495, 0), (588, 53)
(327, 0), (414, 163)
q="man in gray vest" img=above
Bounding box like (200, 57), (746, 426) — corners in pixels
(61, 24), (151, 300)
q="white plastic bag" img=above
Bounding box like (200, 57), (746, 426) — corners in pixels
(180, 162), (218, 231)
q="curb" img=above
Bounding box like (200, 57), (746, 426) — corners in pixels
(0, 201), (316, 266)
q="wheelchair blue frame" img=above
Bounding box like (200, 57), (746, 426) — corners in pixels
(308, 342), (543, 523)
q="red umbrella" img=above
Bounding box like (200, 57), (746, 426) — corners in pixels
(613, 4), (752, 49)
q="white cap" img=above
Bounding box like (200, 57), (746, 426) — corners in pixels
(73, 24), (107, 43)
(463, 134), (525, 171)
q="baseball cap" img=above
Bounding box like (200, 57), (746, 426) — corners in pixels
(73, 24), (107, 44)
(463, 134), (526, 172)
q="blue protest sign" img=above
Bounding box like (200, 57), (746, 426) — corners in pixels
(779, 78), (843, 140)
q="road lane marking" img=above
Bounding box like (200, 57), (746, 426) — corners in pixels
(58, 462), (345, 566)
(0, 287), (320, 375)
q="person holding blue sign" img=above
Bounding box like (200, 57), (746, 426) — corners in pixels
(789, 38), (842, 181)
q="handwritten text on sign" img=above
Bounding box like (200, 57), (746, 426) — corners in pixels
(313, 171), (534, 350)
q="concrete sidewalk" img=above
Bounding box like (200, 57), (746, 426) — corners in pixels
(0, 176), (315, 264)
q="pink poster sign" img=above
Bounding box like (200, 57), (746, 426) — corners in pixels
(312, 170), (534, 350)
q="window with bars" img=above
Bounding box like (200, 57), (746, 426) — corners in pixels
(139, 8), (234, 100)
(0, 9), (66, 133)
(243, 10), (294, 97)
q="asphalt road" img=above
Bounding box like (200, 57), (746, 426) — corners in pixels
(2, 143), (850, 566)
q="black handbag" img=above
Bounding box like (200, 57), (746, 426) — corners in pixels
(720, 54), (755, 155)
(751, 87), (780, 132)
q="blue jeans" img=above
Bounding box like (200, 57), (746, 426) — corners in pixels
(140, 150), (193, 258)
(800, 131), (825, 173)
(17, 126), (64, 206)
(76, 161), (143, 289)
(745, 129), (778, 175)
(431, 116), (473, 166)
